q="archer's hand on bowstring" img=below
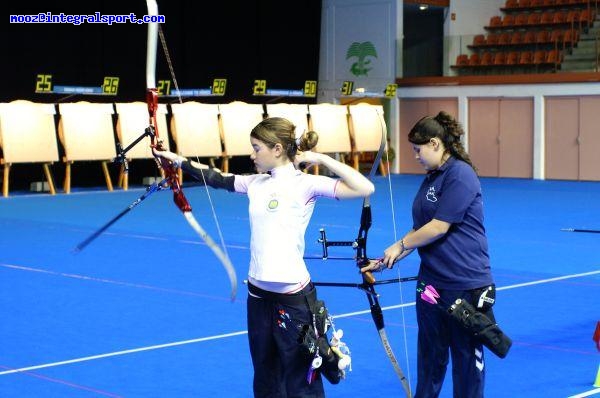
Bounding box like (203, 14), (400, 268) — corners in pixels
(294, 150), (344, 172)
(360, 238), (408, 273)
(293, 150), (318, 170)
(361, 238), (413, 272)
(360, 258), (388, 274)
(296, 151), (375, 199)
(360, 238), (413, 274)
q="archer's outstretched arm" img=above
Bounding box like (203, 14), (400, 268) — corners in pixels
(152, 149), (235, 191)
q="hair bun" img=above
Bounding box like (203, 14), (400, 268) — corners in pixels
(434, 111), (452, 127)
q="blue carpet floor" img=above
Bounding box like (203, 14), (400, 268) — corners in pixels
(0, 174), (598, 397)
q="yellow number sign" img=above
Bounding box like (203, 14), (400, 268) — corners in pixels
(253, 80), (267, 95)
(384, 83), (398, 98)
(102, 77), (120, 95)
(303, 80), (317, 97)
(157, 80), (171, 96)
(341, 81), (354, 96)
(212, 78), (227, 96)
(35, 74), (52, 93)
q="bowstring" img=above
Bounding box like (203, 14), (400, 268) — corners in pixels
(378, 108), (412, 392)
(157, 24), (233, 269)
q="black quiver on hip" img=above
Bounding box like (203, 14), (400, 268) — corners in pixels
(447, 298), (512, 358)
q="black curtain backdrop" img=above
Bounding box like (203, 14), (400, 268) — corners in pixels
(2, 0), (322, 103)
(1, 0), (321, 188)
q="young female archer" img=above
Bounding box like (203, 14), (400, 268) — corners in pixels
(154, 116), (374, 397)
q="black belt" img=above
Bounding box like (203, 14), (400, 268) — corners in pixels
(247, 282), (316, 306)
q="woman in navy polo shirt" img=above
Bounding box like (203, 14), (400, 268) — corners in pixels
(365, 111), (496, 398)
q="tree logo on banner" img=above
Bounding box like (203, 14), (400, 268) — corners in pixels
(346, 41), (378, 77)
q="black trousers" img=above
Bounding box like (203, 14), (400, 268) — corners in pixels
(247, 283), (325, 398)
(414, 288), (495, 398)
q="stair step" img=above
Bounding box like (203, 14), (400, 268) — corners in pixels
(560, 19), (600, 70)
(560, 59), (599, 71)
(564, 52), (598, 61)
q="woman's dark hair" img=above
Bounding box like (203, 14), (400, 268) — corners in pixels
(250, 117), (319, 161)
(408, 111), (476, 170)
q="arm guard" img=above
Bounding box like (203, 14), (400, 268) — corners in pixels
(181, 160), (235, 191)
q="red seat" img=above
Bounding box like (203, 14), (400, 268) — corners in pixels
(523, 30), (537, 43)
(536, 30), (550, 43)
(519, 51), (534, 65)
(533, 50), (547, 64)
(506, 51), (520, 65)
(566, 10), (581, 28)
(469, 53), (481, 66)
(550, 29), (564, 43)
(505, 0), (519, 8)
(473, 34), (486, 46)
(546, 49), (562, 65)
(516, 13), (530, 25)
(553, 10), (567, 24)
(527, 12), (542, 25)
(489, 16), (502, 27)
(494, 52), (507, 65)
(480, 52), (494, 66)
(563, 29), (579, 48)
(580, 9), (596, 28)
(455, 54), (469, 66)
(486, 33), (500, 45)
(498, 32), (512, 45)
(540, 11), (554, 25)
(511, 31), (524, 44)
(502, 14), (516, 26)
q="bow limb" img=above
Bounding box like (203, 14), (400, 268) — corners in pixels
(145, 0), (237, 300)
(182, 213), (237, 299)
(357, 108), (412, 398)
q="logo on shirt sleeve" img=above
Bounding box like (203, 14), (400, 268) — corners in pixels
(426, 186), (438, 202)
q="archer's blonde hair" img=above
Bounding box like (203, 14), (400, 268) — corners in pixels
(250, 117), (318, 161)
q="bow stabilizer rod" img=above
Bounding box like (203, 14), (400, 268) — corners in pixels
(73, 178), (168, 252)
(561, 228), (600, 233)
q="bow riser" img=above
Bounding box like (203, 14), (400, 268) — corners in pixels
(310, 107), (412, 397)
(76, 1), (237, 302)
(144, 0), (237, 300)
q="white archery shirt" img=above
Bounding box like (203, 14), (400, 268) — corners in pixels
(234, 163), (338, 287)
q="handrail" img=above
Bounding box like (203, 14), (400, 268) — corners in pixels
(396, 72), (600, 87)
(594, 21), (600, 72)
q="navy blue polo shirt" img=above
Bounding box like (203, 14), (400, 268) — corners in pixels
(412, 157), (493, 290)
